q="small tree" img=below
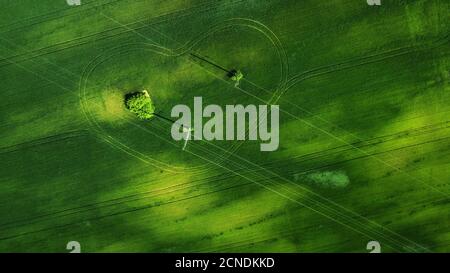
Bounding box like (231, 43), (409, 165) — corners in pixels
(125, 90), (155, 120)
(229, 70), (244, 86)
(230, 70), (243, 81)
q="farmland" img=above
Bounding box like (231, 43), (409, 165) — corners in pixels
(0, 0), (449, 252)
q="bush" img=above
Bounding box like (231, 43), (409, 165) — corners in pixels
(125, 90), (155, 120)
(305, 171), (350, 188)
(230, 70), (244, 82)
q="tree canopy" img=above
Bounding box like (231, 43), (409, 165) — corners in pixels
(230, 70), (244, 82)
(125, 90), (155, 120)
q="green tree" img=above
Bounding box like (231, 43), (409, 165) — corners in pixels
(125, 90), (155, 120)
(230, 70), (244, 82)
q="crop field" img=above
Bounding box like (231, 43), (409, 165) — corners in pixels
(0, 0), (449, 253)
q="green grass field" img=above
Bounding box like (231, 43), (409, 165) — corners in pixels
(0, 0), (449, 252)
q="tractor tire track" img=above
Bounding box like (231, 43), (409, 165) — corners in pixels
(0, 130), (90, 155)
(0, 0), (246, 69)
(0, 0), (121, 33)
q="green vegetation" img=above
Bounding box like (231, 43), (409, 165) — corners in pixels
(306, 171), (350, 188)
(229, 69), (244, 85)
(125, 90), (155, 120)
(0, 0), (449, 253)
